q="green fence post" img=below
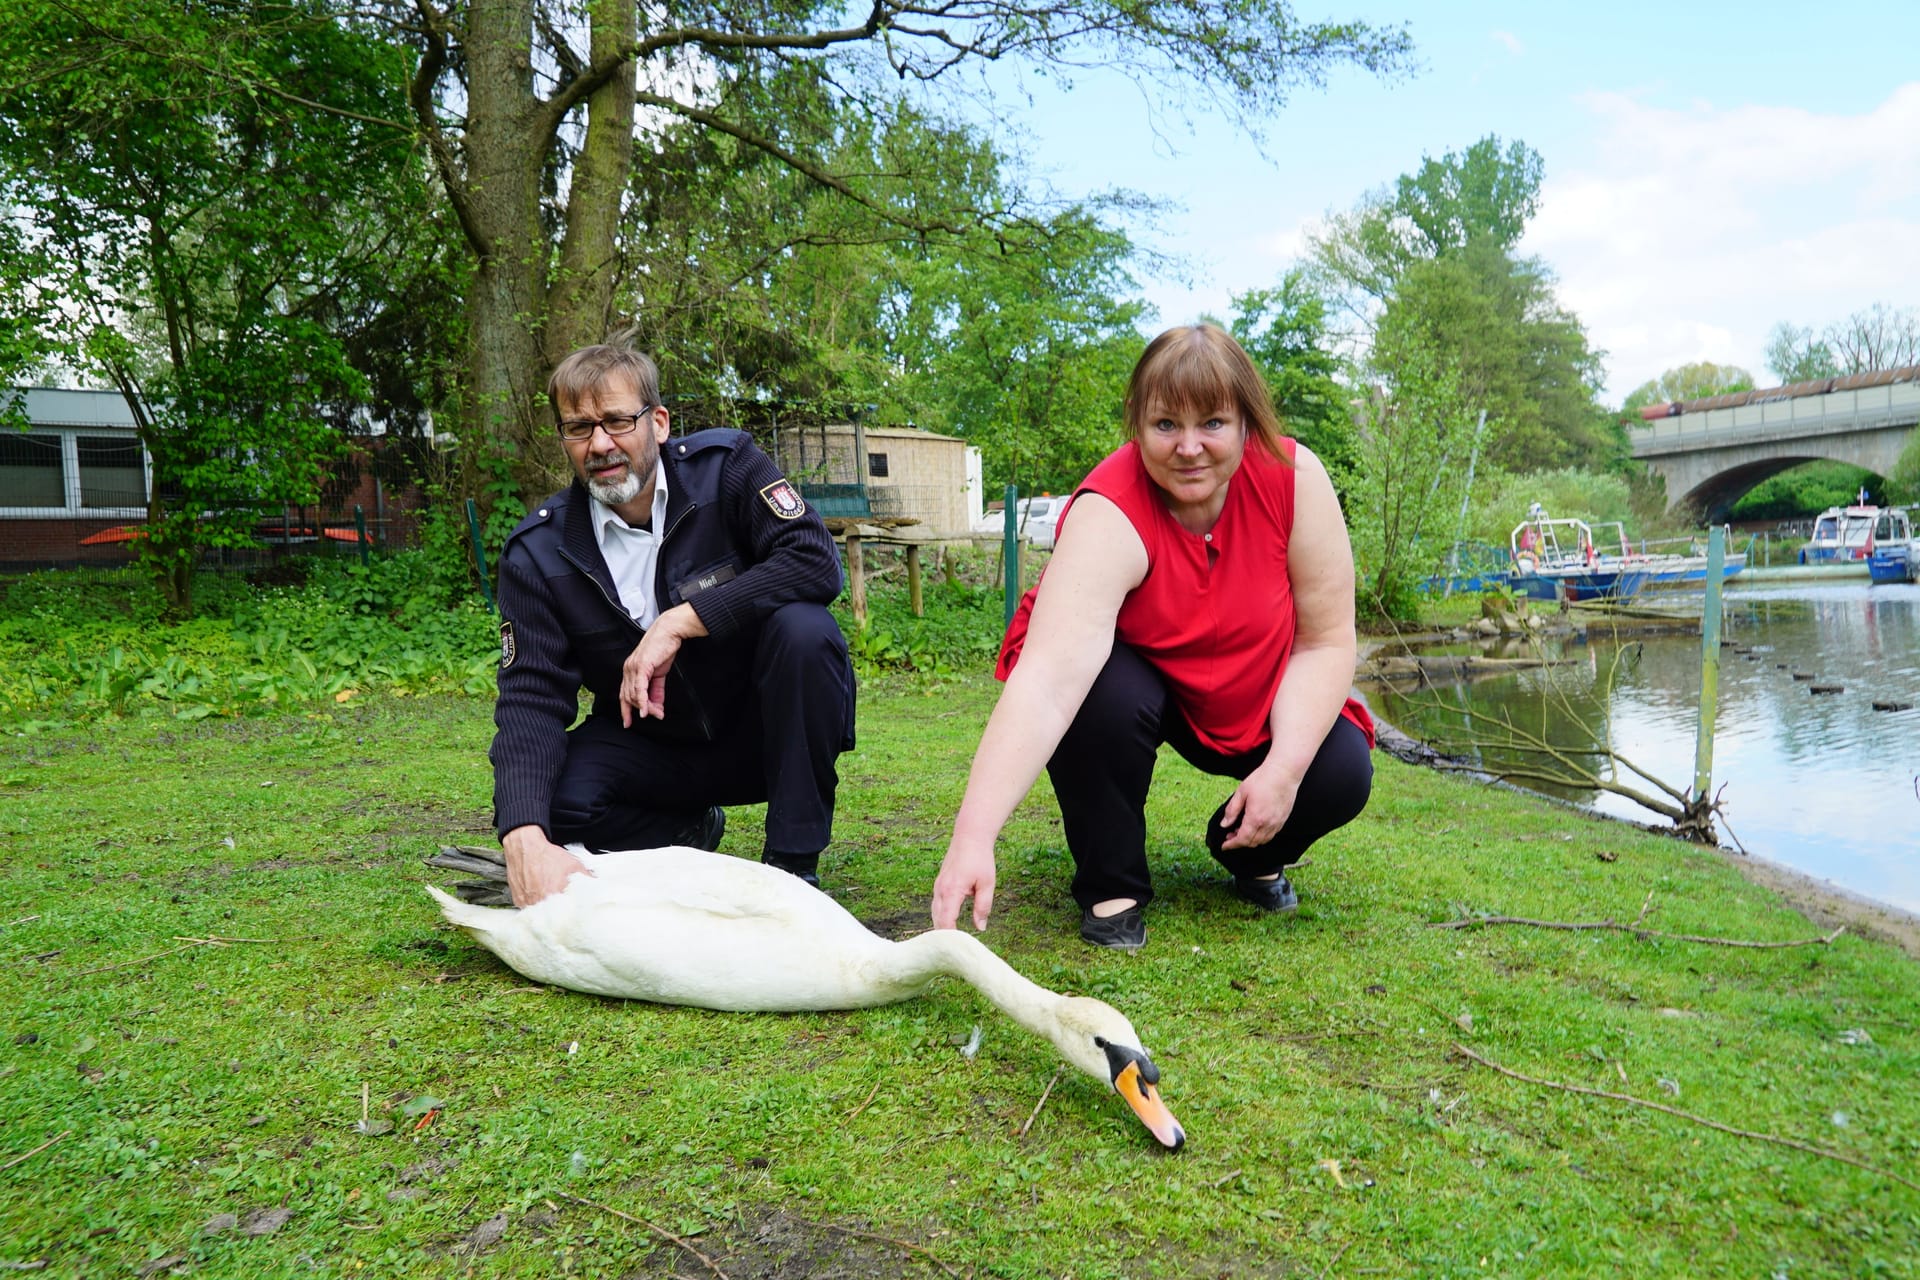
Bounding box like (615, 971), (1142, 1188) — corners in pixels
(1691, 525), (1726, 806)
(466, 498), (496, 612)
(353, 504), (369, 567)
(1001, 483), (1020, 628)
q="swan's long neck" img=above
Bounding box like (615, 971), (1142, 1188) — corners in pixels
(880, 930), (1067, 1041)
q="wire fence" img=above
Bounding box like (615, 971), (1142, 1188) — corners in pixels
(1, 500), (428, 574)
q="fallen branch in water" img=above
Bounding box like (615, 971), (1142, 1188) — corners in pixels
(1452, 1043), (1919, 1192)
(557, 1193), (730, 1280)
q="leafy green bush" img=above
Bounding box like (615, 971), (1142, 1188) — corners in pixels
(830, 577), (1007, 678)
(1467, 466), (1640, 542)
(0, 555), (498, 727)
(0, 545), (1017, 726)
(1728, 460), (1884, 520)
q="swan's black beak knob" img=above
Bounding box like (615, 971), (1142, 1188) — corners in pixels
(1102, 1040), (1186, 1151)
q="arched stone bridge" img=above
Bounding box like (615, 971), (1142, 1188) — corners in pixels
(1629, 370), (1919, 518)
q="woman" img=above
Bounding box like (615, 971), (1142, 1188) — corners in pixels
(931, 325), (1375, 950)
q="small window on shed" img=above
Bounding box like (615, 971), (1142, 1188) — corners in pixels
(867, 452), (889, 477)
(0, 432), (65, 507)
(77, 436), (146, 508)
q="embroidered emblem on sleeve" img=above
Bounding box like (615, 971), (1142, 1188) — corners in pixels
(760, 479), (807, 520)
(499, 621), (517, 669)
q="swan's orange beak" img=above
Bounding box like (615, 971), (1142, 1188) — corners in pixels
(1105, 1043), (1185, 1150)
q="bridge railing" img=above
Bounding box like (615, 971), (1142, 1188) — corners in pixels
(1630, 380), (1920, 454)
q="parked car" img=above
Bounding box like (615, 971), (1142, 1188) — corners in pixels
(972, 495), (1065, 549)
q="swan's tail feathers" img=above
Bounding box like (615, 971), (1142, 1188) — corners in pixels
(425, 883), (508, 931)
(425, 844), (515, 907)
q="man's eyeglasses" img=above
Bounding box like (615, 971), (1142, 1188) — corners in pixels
(557, 407), (655, 442)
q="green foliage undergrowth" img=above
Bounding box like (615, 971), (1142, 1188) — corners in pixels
(0, 557), (498, 727)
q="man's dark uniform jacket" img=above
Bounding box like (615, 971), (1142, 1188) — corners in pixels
(490, 429), (845, 839)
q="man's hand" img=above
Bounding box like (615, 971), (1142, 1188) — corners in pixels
(931, 842), (997, 931)
(502, 825), (593, 907)
(620, 603), (708, 727)
(1219, 763), (1302, 851)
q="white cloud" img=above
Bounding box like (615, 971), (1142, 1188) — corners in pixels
(1491, 30), (1524, 56)
(1526, 83), (1920, 400)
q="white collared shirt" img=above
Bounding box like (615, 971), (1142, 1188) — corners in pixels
(591, 470), (670, 629)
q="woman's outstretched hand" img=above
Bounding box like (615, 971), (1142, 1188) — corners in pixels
(931, 843), (997, 931)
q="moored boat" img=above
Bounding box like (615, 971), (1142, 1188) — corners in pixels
(1587, 520), (1746, 591)
(1866, 508), (1915, 584)
(1799, 504), (1879, 564)
(1509, 508), (1651, 603)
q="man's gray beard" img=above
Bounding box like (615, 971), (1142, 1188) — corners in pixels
(585, 465), (642, 507)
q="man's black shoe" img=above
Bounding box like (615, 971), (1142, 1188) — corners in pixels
(1080, 905), (1147, 951)
(1231, 873), (1299, 914)
(762, 851), (821, 889)
(676, 806), (725, 852)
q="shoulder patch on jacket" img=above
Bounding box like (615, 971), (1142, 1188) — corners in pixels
(759, 479), (806, 520)
(499, 621), (517, 669)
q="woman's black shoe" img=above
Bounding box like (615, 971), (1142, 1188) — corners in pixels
(1231, 874), (1298, 913)
(1080, 905), (1147, 951)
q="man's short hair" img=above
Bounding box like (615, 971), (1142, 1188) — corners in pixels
(547, 345), (662, 420)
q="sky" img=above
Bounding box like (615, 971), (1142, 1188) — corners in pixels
(959, 0), (1920, 405)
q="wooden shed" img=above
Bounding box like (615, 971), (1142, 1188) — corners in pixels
(773, 423), (980, 539)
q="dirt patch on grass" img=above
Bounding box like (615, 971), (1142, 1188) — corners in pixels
(1717, 848), (1920, 960)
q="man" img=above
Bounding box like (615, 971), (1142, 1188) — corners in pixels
(490, 344), (854, 906)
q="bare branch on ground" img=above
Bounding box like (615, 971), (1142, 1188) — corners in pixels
(1015, 1065), (1067, 1138)
(1452, 1043), (1918, 1192)
(557, 1193), (731, 1280)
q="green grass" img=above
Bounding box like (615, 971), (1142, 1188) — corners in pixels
(3, 670), (1918, 1278)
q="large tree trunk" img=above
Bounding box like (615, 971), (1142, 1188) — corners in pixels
(543, 0), (636, 368)
(460, 0), (559, 504)
(456, 0), (636, 509)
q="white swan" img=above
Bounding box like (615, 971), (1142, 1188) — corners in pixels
(425, 844), (1184, 1149)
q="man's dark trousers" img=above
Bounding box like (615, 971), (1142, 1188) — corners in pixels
(548, 602), (853, 856)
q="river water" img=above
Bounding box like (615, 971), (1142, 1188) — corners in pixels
(1371, 579), (1920, 915)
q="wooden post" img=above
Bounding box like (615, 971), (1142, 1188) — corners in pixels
(1692, 525), (1726, 806)
(906, 544), (923, 617)
(1002, 483), (1020, 627)
(846, 534), (867, 628)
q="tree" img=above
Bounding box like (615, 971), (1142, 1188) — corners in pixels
(1305, 134), (1545, 311)
(1888, 427), (1920, 505)
(1766, 304), (1920, 383)
(0, 1), (449, 610)
(1823, 303), (1920, 373)
(893, 209), (1149, 496)
(611, 91), (1150, 495)
(109, 0), (1408, 507)
(1227, 271), (1355, 472)
(1304, 137), (1611, 475)
(1620, 362), (1754, 414)
(1763, 323), (1840, 385)
(1372, 242), (1612, 472)
(1391, 136), (1544, 258)
(1340, 337), (1477, 621)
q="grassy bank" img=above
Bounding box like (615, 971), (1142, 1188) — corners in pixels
(3, 674), (1917, 1278)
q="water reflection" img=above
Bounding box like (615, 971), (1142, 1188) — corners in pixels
(1373, 583), (1920, 914)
